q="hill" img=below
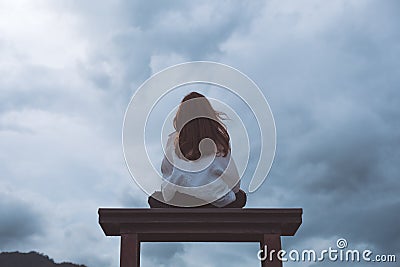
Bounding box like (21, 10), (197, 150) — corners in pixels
(0, 251), (87, 267)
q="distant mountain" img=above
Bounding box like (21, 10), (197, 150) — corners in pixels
(0, 251), (87, 267)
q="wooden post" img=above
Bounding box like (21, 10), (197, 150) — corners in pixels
(260, 234), (282, 267)
(120, 234), (140, 267)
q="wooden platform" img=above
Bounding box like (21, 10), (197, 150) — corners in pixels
(98, 208), (303, 267)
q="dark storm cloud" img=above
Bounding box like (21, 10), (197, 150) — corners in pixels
(142, 242), (185, 265)
(119, 1), (192, 30)
(118, 188), (148, 208)
(0, 192), (44, 248)
(118, 0), (263, 57)
(0, 63), (105, 118)
(71, 0), (400, 264)
(242, 1), (400, 258)
(1, 1), (399, 267)
(60, 1), (265, 90)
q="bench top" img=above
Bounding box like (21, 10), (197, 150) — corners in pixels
(98, 208), (303, 242)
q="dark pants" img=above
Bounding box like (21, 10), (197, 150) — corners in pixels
(148, 190), (247, 208)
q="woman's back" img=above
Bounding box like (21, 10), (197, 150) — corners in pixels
(148, 92), (247, 208)
(161, 131), (240, 207)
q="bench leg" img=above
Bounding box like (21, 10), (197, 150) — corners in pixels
(120, 234), (140, 267)
(260, 234), (282, 267)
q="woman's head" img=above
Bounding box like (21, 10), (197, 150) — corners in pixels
(173, 92), (230, 161)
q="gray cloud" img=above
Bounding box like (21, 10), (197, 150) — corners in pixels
(0, 191), (44, 248)
(0, 1), (399, 267)
(142, 242), (185, 266)
(237, 0), (400, 260)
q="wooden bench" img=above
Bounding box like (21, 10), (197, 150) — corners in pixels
(98, 208), (303, 267)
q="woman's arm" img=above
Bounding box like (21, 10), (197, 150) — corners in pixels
(215, 154), (241, 193)
(160, 132), (177, 202)
(161, 179), (176, 202)
(161, 156), (173, 176)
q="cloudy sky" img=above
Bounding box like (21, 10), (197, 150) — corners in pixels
(0, 1), (399, 267)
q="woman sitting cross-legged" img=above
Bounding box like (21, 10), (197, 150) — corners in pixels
(148, 92), (247, 208)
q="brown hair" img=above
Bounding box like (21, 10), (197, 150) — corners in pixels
(173, 92), (230, 161)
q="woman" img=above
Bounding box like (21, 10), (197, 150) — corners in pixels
(148, 92), (247, 208)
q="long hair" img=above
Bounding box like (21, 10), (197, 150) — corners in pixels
(173, 92), (230, 161)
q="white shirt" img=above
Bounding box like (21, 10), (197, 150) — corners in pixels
(161, 132), (241, 207)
